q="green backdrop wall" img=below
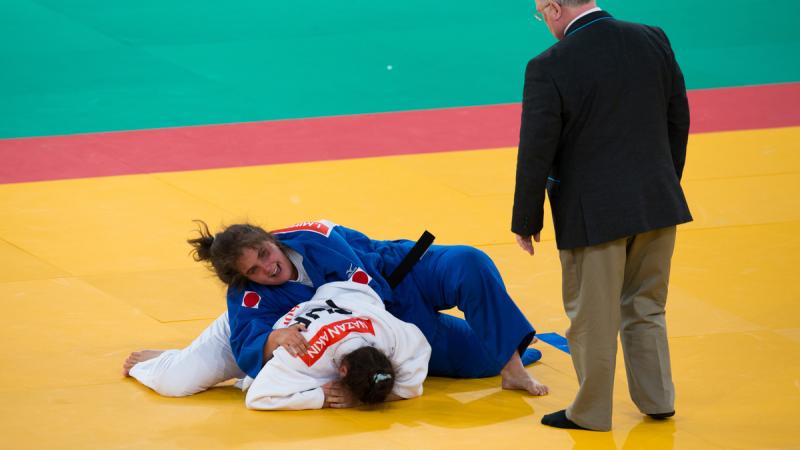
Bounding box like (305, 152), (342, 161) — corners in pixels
(2, 0), (798, 138)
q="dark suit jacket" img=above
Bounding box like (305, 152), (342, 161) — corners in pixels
(512, 11), (692, 250)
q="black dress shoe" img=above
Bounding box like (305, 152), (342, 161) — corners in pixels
(541, 410), (589, 430)
(647, 411), (675, 420)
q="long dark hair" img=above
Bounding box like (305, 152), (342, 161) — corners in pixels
(341, 346), (396, 405)
(187, 220), (287, 288)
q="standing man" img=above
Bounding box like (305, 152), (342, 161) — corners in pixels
(511, 0), (691, 432)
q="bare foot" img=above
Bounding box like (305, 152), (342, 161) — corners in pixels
(500, 352), (549, 396)
(122, 350), (164, 376)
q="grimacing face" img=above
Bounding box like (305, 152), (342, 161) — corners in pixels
(235, 240), (297, 285)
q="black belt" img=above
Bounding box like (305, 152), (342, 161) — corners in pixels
(386, 230), (435, 289)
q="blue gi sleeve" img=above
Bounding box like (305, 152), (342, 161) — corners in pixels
(227, 286), (284, 378)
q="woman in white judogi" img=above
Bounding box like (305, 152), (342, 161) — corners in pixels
(244, 281), (430, 410)
(132, 281), (431, 410)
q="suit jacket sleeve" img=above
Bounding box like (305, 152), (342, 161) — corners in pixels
(512, 57), (563, 236)
(659, 27), (690, 180)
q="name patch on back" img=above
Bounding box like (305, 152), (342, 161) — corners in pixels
(299, 317), (375, 367)
(271, 220), (335, 237)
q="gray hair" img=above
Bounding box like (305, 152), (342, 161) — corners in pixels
(553, 0), (594, 6)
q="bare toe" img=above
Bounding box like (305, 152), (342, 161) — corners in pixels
(502, 373), (549, 396)
(532, 382), (549, 396)
(122, 350), (164, 376)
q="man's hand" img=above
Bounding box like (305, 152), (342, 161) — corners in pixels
(515, 232), (541, 255)
(269, 323), (309, 357)
(322, 380), (359, 408)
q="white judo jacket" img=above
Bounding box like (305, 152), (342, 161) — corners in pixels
(243, 281), (432, 410)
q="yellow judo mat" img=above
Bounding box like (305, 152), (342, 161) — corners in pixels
(1, 126), (799, 449)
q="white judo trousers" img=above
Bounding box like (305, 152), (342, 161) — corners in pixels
(129, 282), (430, 406)
(128, 311), (244, 397)
(244, 281), (431, 410)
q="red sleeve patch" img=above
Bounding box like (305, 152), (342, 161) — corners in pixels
(242, 291), (261, 309)
(348, 268), (372, 285)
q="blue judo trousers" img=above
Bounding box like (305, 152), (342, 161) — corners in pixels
(381, 242), (537, 378)
(227, 221), (539, 379)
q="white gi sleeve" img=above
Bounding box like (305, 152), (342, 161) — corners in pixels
(388, 320), (432, 399)
(244, 351), (326, 410)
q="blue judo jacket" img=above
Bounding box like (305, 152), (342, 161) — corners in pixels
(227, 220), (412, 378)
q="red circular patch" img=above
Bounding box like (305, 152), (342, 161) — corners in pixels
(352, 271), (369, 284)
(243, 291), (261, 308)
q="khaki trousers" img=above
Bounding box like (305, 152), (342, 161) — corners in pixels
(559, 226), (676, 431)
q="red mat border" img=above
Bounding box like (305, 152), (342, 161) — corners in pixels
(1, 82), (798, 184)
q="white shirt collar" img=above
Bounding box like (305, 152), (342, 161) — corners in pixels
(565, 7), (602, 35)
(286, 248), (313, 287)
